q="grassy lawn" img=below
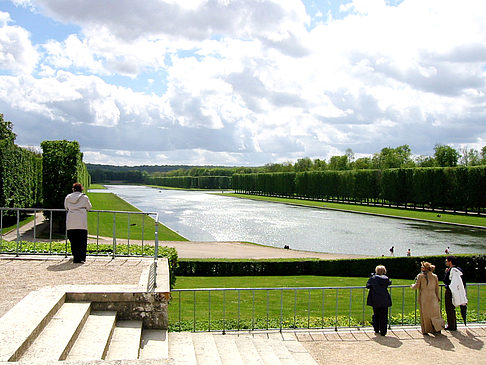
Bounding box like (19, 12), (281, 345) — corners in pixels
(88, 184), (106, 189)
(222, 193), (486, 227)
(87, 192), (187, 241)
(169, 275), (486, 331)
(0, 214), (35, 235)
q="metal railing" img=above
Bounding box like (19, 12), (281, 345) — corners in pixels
(0, 207), (160, 289)
(170, 283), (486, 333)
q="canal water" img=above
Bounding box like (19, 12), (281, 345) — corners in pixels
(102, 185), (486, 257)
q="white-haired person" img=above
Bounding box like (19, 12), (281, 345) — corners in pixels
(366, 265), (392, 336)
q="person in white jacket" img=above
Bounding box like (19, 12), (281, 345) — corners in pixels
(64, 183), (92, 263)
(443, 256), (467, 330)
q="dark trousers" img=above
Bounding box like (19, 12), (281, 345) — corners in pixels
(445, 288), (457, 330)
(372, 307), (388, 335)
(67, 229), (88, 263)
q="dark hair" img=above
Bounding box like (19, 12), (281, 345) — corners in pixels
(72, 183), (83, 192)
(446, 255), (456, 264)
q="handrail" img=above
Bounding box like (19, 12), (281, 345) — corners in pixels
(170, 283), (486, 333)
(0, 207), (160, 291)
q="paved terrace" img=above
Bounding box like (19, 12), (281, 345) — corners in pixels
(0, 255), (485, 364)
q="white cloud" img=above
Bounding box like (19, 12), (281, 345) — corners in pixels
(0, 11), (38, 74)
(1, 0), (486, 166)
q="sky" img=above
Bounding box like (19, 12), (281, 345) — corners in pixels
(0, 0), (485, 166)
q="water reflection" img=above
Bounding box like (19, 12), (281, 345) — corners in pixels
(103, 185), (486, 257)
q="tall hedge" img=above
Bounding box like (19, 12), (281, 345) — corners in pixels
(0, 118), (42, 209)
(176, 254), (486, 282)
(41, 140), (90, 212)
(233, 166), (486, 212)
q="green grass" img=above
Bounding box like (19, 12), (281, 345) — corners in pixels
(222, 193), (486, 227)
(0, 214), (35, 234)
(169, 275), (486, 331)
(87, 192), (187, 241)
(88, 184), (106, 189)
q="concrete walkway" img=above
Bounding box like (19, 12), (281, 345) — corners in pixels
(1, 256), (485, 364)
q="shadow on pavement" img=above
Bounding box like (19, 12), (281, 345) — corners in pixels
(372, 335), (402, 348)
(423, 332), (454, 351)
(451, 329), (484, 350)
(47, 260), (81, 272)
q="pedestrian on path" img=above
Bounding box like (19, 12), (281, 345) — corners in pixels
(443, 255), (467, 330)
(64, 183), (92, 264)
(389, 246), (394, 256)
(366, 265), (392, 336)
(411, 261), (444, 334)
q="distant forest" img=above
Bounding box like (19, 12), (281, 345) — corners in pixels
(87, 144), (486, 183)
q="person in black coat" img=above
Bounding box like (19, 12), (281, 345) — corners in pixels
(367, 265), (392, 336)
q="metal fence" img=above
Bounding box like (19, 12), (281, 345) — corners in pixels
(0, 207), (160, 290)
(0, 208), (158, 257)
(170, 284), (486, 333)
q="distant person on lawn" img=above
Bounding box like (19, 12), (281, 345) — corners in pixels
(65, 183), (92, 263)
(366, 265), (392, 336)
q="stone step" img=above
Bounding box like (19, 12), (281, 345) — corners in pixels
(168, 332), (198, 364)
(233, 335), (265, 364)
(139, 329), (169, 360)
(191, 332), (223, 365)
(213, 334), (245, 365)
(66, 311), (117, 361)
(105, 320), (143, 360)
(19, 301), (91, 361)
(0, 288), (66, 362)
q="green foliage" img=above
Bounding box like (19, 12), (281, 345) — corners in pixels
(434, 144), (460, 167)
(233, 166), (486, 212)
(0, 115), (42, 209)
(41, 140), (88, 209)
(175, 255), (486, 282)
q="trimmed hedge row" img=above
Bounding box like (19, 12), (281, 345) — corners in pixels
(0, 118), (42, 209)
(233, 166), (486, 212)
(41, 140), (90, 210)
(175, 255), (486, 282)
(146, 175), (231, 189)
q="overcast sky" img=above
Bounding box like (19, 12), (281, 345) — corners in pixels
(0, 0), (485, 166)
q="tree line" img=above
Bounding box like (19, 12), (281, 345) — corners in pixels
(233, 166), (486, 213)
(0, 115), (90, 218)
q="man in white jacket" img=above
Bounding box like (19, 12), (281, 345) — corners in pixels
(64, 183), (92, 263)
(443, 256), (467, 330)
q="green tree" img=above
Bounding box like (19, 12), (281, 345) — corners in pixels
(372, 145), (413, 169)
(460, 147), (481, 166)
(294, 157), (313, 172)
(415, 155), (436, 167)
(434, 144), (460, 167)
(328, 155), (348, 170)
(353, 157), (372, 170)
(0, 114), (16, 142)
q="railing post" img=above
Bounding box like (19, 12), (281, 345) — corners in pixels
(112, 213), (116, 259)
(33, 209), (37, 250)
(96, 211), (100, 254)
(49, 211), (53, 254)
(64, 211), (68, 258)
(16, 210), (20, 256)
(335, 288), (339, 331)
(153, 221), (159, 289)
(280, 289), (283, 332)
(127, 213), (130, 255)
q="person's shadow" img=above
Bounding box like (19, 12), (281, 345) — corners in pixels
(450, 329), (484, 350)
(423, 332), (455, 351)
(47, 260), (81, 272)
(372, 335), (402, 348)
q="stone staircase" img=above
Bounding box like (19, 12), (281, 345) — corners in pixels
(0, 257), (318, 364)
(0, 291), (317, 364)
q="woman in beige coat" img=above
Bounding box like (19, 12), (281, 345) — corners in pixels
(411, 262), (445, 334)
